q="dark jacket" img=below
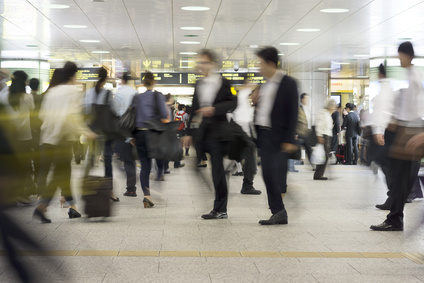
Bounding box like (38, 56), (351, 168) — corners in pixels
(332, 110), (340, 136)
(258, 75), (299, 149)
(342, 111), (361, 137)
(188, 77), (236, 142)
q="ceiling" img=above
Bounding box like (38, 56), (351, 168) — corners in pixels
(1, 0), (424, 78)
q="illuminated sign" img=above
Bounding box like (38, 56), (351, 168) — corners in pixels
(141, 72), (266, 85)
(50, 68), (100, 81)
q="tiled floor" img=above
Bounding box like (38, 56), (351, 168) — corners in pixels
(1, 154), (424, 282)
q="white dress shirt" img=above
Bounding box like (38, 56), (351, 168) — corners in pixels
(255, 70), (285, 127)
(232, 87), (254, 135)
(371, 78), (396, 135)
(197, 73), (222, 108)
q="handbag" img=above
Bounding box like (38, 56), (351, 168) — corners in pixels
(118, 94), (138, 137)
(311, 144), (326, 165)
(288, 143), (301, 160)
(145, 91), (183, 161)
(227, 120), (255, 162)
(306, 126), (317, 147)
(89, 90), (124, 140)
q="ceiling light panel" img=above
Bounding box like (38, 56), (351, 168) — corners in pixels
(181, 6), (210, 11)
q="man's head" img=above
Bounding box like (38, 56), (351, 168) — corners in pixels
(29, 78), (39, 92)
(345, 103), (353, 111)
(256, 46), (280, 79)
(378, 63), (386, 79)
(300, 93), (309, 106)
(121, 72), (130, 84)
(197, 49), (217, 77)
(398, 41), (414, 68)
(178, 104), (185, 111)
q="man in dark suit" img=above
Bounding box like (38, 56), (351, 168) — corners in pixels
(253, 47), (298, 225)
(331, 105), (340, 152)
(184, 49), (236, 219)
(342, 103), (360, 165)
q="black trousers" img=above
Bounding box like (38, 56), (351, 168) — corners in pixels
(115, 140), (136, 192)
(314, 135), (331, 179)
(257, 129), (286, 215)
(386, 159), (420, 227)
(345, 136), (358, 164)
(241, 141), (257, 188)
(203, 140), (229, 213)
(298, 136), (312, 163)
(331, 132), (339, 152)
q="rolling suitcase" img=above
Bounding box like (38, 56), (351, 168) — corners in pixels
(82, 175), (113, 218)
(336, 144), (346, 164)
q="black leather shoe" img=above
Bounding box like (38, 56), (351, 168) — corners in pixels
(232, 172), (243, 176)
(241, 187), (262, 195)
(164, 170), (171, 174)
(68, 208), (81, 219)
(259, 210), (288, 225)
(174, 163), (185, 168)
(370, 221), (403, 231)
(124, 191), (137, 197)
(313, 177), (328, 180)
(201, 211), (228, 219)
(375, 203), (390, 210)
(197, 164), (207, 168)
(33, 208), (51, 223)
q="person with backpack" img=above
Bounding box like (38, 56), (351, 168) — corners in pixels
(173, 104), (188, 168)
(133, 72), (169, 208)
(84, 67), (120, 202)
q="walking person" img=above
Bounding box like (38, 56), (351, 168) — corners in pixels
(313, 100), (337, 180)
(183, 49), (236, 219)
(114, 72), (138, 197)
(371, 41), (423, 231)
(254, 46), (299, 225)
(33, 62), (97, 223)
(296, 93), (313, 165)
(133, 72), (169, 208)
(331, 105), (340, 152)
(342, 103), (361, 165)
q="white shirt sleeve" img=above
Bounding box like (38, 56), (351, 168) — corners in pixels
(371, 80), (396, 135)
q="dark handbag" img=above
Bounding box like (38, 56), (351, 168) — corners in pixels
(145, 120), (183, 161)
(288, 143), (301, 160)
(118, 94), (138, 137)
(89, 90), (124, 140)
(306, 126), (317, 147)
(145, 91), (183, 161)
(228, 121), (255, 162)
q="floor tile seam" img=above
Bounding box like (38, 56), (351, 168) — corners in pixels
(1, 250), (418, 261)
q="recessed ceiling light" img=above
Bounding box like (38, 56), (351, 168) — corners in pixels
(180, 27), (204, 31)
(92, 50), (109, 54)
(279, 42), (300, 46)
(26, 44), (38, 48)
(296, 28), (320, 32)
(179, 52), (197, 55)
(63, 25), (87, 29)
(180, 60), (195, 63)
(320, 8), (349, 13)
(278, 53), (285, 56)
(354, 54), (370, 57)
(180, 66), (194, 69)
(249, 44), (259, 48)
(318, 67), (333, 70)
(79, 40), (100, 43)
(180, 41), (200, 45)
(48, 4), (70, 9)
(181, 6), (210, 11)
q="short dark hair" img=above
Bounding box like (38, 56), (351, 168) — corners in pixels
(198, 49), (218, 63)
(300, 93), (308, 100)
(62, 61), (78, 82)
(256, 46), (279, 67)
(378, 64), (386, 77)
(346, 103), (353, 110)
(143, 71), (155, 87)
(29, 78), (39, 91)
(398, 41), (415, 57)
(121, 72), (130, 83)
(178, 104), (185, 111)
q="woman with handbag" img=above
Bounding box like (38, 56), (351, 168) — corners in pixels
(313, 99), (337, 180)
(133, 72), (169, 207)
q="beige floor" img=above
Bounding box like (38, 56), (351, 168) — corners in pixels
(1, 153), (424, 282)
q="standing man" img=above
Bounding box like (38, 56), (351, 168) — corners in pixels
(114, 72), (138, 197)
(297, 93), (313, 164)
(371, 41), (423, 231)
(331, 104), (341, 152)
(184, 49), (236, 219)
(254, 46), (298, 225)
(342, 103), (360, 165)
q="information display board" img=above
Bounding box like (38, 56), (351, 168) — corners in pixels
(141, 72), (266, 85)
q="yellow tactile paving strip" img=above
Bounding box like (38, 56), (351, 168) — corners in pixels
(2, 250), (422, 264)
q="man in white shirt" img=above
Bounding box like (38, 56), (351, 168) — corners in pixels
(371, 41), (423, 231)
(184, 49), (236, 220)
(114, 73), (138, 197)
(254, 47), (298, 225)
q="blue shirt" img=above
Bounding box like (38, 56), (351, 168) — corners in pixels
(135, 90), (168, 128)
